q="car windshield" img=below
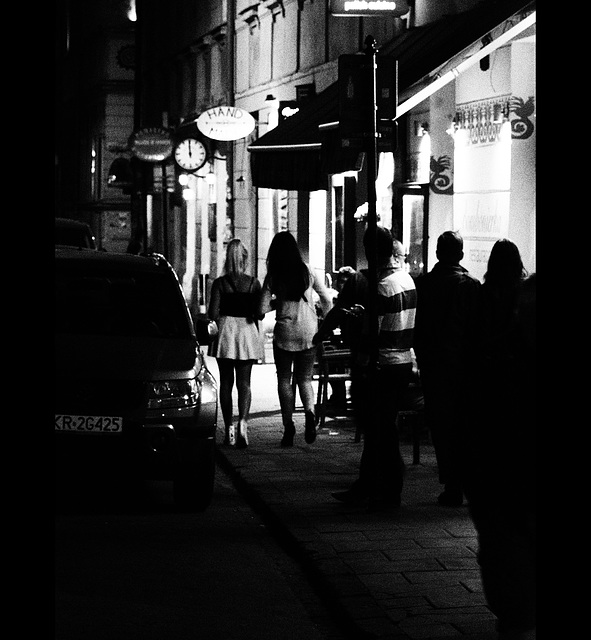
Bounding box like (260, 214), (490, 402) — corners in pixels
(55, 225), (96, 249)
(55, 265), (193, 339)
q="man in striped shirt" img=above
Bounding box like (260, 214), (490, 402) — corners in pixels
(314, 225), (417, 508)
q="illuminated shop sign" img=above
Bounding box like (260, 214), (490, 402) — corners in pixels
(196, 106), (256, 141)
(329, 0), (409, 17)
(130, 127), (172, 162)
(280, 101), (300, 121)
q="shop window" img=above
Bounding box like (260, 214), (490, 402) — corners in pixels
(393, 183), (429, 280)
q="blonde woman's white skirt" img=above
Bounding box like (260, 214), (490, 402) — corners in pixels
(213, 315), (264, 361)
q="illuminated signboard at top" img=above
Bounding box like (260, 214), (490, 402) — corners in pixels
(329, 0), (409, 17)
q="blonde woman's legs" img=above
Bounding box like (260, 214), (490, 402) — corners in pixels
(217, 359), (235, 444)
(217, 359), (235, 426)
(235, 361), (254, 421)
(235, 361), (254, 448)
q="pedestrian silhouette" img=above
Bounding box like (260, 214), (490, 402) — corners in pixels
(208, 239), (264, 448)
(462, 240), (535, 639)
(257, 231), (332, 446)
(315, 226), (417, 508)
(414, 230), (481, 506)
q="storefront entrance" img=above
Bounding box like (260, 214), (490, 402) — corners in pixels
(393, 182), (429, 279)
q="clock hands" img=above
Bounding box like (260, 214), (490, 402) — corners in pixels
(175, 139), (205, 171)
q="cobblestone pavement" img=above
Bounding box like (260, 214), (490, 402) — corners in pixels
(210, 360), (499, 640)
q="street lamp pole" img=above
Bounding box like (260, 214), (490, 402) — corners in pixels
(364, 35), (379, 374)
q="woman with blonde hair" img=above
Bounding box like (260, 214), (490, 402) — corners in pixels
(258, 231), (332, 446)
(208, 239), (264, 448)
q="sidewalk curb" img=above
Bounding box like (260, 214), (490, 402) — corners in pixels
(215, 446), (377, 640)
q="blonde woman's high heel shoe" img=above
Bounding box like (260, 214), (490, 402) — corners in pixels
(223, 424), (236, 446)
(236, 420), (248, 449)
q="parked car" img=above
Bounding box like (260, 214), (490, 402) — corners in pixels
(55, 217), (97, 249)
(54, 247), (219, 510)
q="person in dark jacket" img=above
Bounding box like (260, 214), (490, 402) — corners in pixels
(315, 227), (417, 508)
(414, 231), (481, 507)
(463, 241), (535, 639)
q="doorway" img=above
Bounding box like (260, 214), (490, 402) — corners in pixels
(393, 182), (429, 279)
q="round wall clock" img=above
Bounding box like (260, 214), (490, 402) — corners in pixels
(173, 138), (208, 172)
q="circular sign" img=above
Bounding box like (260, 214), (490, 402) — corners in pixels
(196, 106), (256, 141)
(130, 127), (172, 162)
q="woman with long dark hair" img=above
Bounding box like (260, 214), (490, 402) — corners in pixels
(463, 239), (536, 639)
(258, 231), (332, 446)
(479, 238), (528, 361)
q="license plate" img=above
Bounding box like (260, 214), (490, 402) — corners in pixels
(55, 414), (123, 433)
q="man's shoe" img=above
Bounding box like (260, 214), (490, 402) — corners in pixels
(437, 490), (463, 507)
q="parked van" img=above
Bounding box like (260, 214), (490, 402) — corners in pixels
(55, 217), (97, 249)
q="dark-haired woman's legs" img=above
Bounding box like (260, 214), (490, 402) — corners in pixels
(274, 345), (317, 445)
(273, 345), (296, 445)
(293, 347), (317, 443)
(273, 346), (295, 419)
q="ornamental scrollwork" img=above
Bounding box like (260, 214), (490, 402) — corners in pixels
(509, 96), (535, 139)
(430, 155), (453, 195)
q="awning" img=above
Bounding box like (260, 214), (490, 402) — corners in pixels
(249, 83), (340, 191)
(249, 0), (535, 191)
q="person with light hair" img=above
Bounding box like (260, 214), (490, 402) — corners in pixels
(208, 239), (264, 448)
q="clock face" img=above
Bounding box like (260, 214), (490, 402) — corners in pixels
(174, 138), (207, 171)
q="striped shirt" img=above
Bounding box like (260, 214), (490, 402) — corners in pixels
(336, 263), (417, 367)
(376, 267), (417, 365)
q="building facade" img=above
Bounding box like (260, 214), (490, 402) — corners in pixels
(165, 0), (536, 315)
(56, 0), (536, 316)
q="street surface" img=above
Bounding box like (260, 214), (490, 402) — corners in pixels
(55, 355), (345, 639)
(55, 470), (343, 640)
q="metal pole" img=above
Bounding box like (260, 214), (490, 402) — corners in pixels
(227, 0), (236, 232)
(161, 159), (168, 257)
(133, 0), (148, 253)
(364, 35), (379, 372)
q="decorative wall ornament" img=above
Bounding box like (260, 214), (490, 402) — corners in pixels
(509, 96), (535, 139)
(262, 0), (285, 17)
(240, 4), (260, 30)
(455, 95), (511, 145)
(430, 155), (453, 195)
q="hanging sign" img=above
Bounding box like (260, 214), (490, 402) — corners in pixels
(338, 55), (397, 139)
(196, 106), (256, 141)
(330, 0), (409, 17)
(129, 127), (172, 162)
